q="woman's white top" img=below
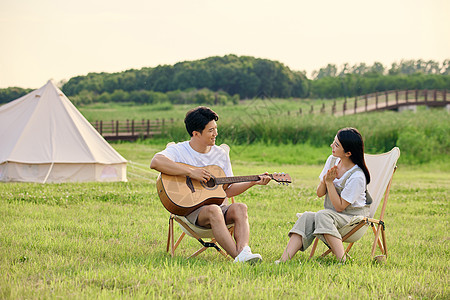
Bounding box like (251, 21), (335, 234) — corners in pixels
(319, 155), (367, 208)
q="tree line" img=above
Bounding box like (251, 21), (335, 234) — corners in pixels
(0, 56), (449, 105)
(310, 59), (449, 98)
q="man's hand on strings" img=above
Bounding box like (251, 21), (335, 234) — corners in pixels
(189, 168), (211, 183)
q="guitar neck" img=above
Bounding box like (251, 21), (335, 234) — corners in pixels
(215, 174), (273, 185)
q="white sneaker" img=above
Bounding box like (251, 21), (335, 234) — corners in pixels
(234, 246), (262, 263)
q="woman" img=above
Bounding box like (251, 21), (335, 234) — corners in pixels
(278, 127), (371, 262)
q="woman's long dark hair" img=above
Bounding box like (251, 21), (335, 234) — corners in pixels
(337, 128), (371, 184)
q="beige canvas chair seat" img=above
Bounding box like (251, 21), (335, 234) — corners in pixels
(175, 215), (234, 239)
(307, 147), (400, 260)
(334, 215), (368, 243)
(295, 213), (368, 244)
(164, 143), (235, 259)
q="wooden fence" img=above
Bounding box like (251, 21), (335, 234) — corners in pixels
(91, 119), (173, 141)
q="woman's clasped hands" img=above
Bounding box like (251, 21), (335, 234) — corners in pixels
(324, 165), (338, 183)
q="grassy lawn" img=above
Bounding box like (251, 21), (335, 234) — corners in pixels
(77, 98), (349, 123)
(1, 141), (449, 299)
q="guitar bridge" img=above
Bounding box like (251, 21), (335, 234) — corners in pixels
(186, 176), (195, 193)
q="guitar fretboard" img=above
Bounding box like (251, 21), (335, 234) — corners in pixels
(215, 174), (273, 185)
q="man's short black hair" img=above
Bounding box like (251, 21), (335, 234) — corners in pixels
(184, 106), (219, 137)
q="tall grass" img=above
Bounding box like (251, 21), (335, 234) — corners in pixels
(157, 108), (449, 165)
(79, 99), (449, 165)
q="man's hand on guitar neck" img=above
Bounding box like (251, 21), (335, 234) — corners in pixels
(254, 172), (271, 186)
(225, 172), (271, 198)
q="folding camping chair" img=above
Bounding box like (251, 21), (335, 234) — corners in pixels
(165, 143), (235, 260)
(308, 147), (400, 261)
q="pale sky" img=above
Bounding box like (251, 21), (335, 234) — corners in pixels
(0, 0), (449, 89)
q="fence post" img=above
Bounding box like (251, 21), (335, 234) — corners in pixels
(365, 94), (368, 112)
(310, 105), (313, 114)
(320, 103), (325, 114)
(100, 120), (103, 135)
(152, 119), (158, 138)
(299, 108), (302, 116)
(147, 119), (150, 137)
(131, 120), (135, 137)
(385, 91), (388, 107)
(343, 99), (347, 116)
(354, 97), (357, 114)
(396, 90), (399, 105)
(375, 92), (378, 109)
(405, 90), (408, 103)
(116, 120), (119, 136)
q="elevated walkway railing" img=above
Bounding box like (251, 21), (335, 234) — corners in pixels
(299, 89), (448, 116)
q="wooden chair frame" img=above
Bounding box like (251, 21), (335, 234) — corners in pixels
(166, 213), (235, 260)
(309, 148), (400, 260)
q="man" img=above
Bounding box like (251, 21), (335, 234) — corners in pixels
(150, 106), (270, 263)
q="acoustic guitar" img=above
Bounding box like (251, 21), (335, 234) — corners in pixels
(156, 163), (292, 216)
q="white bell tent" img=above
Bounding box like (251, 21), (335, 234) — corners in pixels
(0, 80), (127, 183)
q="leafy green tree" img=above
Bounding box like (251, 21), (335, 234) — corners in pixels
(369, 62), (385, 75)
(49, 56), (450, 104)
(312, 64), (337, 79)
(60, 54), (309, 100)
(0, 87), (33, 104)
(110, 89), (128, 102)
(441, 59), (450, 75)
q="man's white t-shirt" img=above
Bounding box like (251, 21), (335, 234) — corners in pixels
(319, 155), (367, 208)
(156, 141), (233, 177)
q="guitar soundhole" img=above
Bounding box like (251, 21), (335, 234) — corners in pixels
(202, 177), (217, 189)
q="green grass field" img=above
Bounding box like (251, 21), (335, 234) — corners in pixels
(77, 98), (336, 122)
(1, 139), (449, 299)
